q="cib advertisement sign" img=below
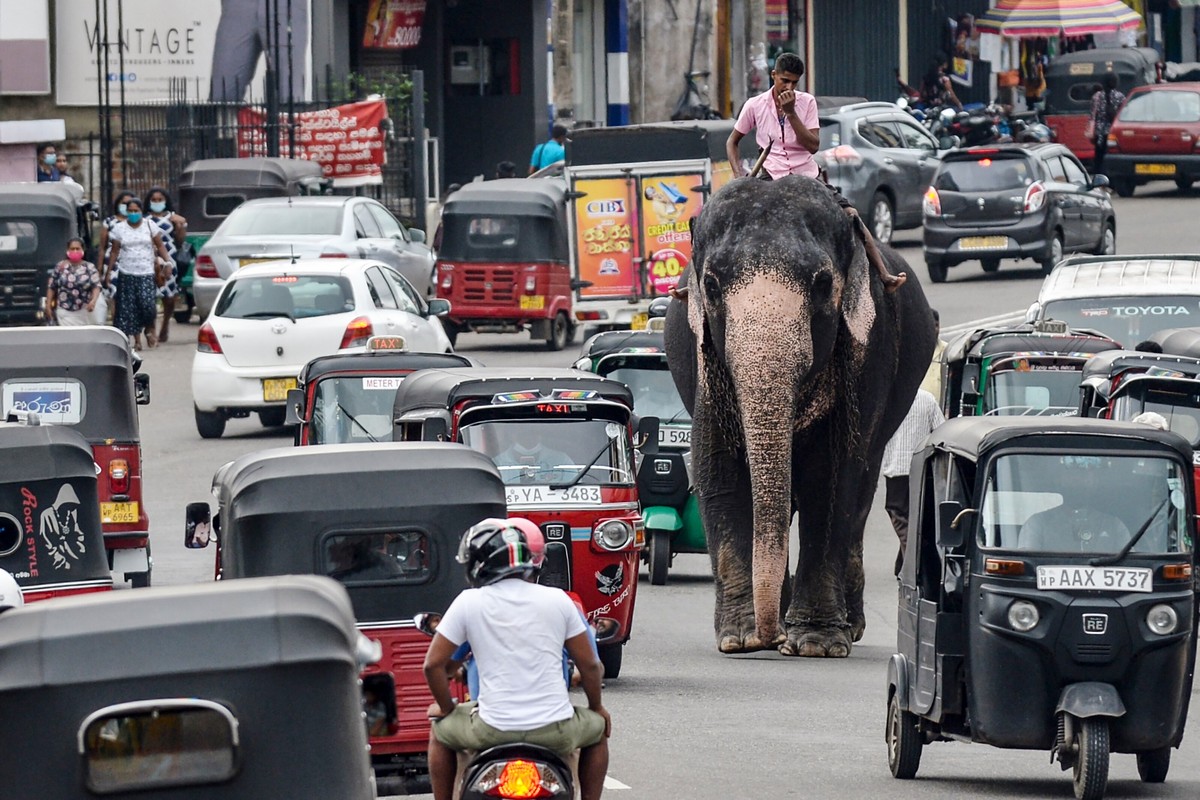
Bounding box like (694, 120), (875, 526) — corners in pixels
(54, 0), (312, 107)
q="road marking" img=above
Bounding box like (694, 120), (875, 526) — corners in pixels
(604, 775), (631, 790)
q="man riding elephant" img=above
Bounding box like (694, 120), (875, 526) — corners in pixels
(666, 175), (936, 658)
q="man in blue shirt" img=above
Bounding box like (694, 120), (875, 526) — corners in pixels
(528, 125), (568, 174)
(36, 143), (61, 182)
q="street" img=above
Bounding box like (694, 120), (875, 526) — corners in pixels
(137, 185), (1198, 798)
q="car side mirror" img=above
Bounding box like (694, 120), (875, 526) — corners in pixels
(284, 388), (306, 425)
(937, 500), (973, 550)
(1091, 173), (1110, 189)
(409, 228), (427, 244)
(635, 416), (660, 455)
(937, 135), (958, 150)
(1024, 302), (1040, 324)
(133, 373), (150, 405)
(185, 502), (213, 549)
(427, 298), (451, 317)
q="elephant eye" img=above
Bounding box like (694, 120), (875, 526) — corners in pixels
(812, 271), (834, 299)
(702, 273), (721, 302)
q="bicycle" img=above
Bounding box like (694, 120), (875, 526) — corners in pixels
(671, 70), (723, 121)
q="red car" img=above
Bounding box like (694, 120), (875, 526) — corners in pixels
(1103, 82), (1200, 197)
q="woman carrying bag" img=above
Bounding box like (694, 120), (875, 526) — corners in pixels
(105, 197), (172, 349)
(1087, 72), (1125, 176)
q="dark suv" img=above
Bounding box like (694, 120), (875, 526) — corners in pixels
(922, 143), (1115, 283)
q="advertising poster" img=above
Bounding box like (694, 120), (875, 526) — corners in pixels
(363, 0), (427, 49)
(573, 178), (637, 298)
(949, 13), (980, 88)
(236, 99), (388, 187)
(639, 173), (703, 296)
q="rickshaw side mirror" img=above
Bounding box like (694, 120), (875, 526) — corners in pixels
(133, 373), (150, 405)
(937, 500), (970, 550)
(422, 418), (449, 442)
(284, 388), (306, 426)
(570, 279), (594, 292)
(414, 612), (442, 637)
(635, 416), (660, 455)
(185, 502), (213, 549)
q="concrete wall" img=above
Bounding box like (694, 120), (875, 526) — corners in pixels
(628, 0), (715, 122)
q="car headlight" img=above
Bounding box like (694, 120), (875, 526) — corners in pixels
(1008, 600), (1040, 632)
(595, 520), (633, 550)
(1146, 604), (1179, 636)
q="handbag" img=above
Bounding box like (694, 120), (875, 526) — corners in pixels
(154, 258), (170, 288)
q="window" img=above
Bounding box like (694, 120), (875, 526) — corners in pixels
(935, 157), (1033, 191)
(323, 530), (431, 584)
(818, 120), (842, 150)
(310, 376), (403, 444)
(365, 267), (398, 309)
(353, 204), (383, 238)
(215, 275), (352, 319)
(467, 217), (519, 248)
(1119, 90), (1200, 123)
(1061, 156), (1089, 186)
(858, 120), (902, 148)
(895, 120), (936, 151)
(1043, 156), (1068, 183)
(461, 418), (635, 486)
(1069, 82), (1103, 103)
(2, 378), (85, 425)
(367, 203), (407, 240)
(203, 194), (246, 218)
(382, 268), (422, 315)
(218, 205), (341, 236)
(0, 221), (38, 255)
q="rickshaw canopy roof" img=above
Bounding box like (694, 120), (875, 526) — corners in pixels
(178, 157), (326, 190)
(1079, 350), (1200, 407)
(393, 367), (634, 415)
(944, 326), (1119, 364)
(299, 350), (476, 385)
(0, 181), (83, 219)
(1150, 326), (1200, 360)
(443, 179), (567, 219)
(0, 423), (97, 483)
(579, 330), (667, 360)
(568, 119), (754, 165)
(1047, 47), (1161, 79)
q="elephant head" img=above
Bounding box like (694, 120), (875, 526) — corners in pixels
(684, 176), (878, 645)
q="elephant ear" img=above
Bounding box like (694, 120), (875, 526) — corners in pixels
(840, 229), (876, 351)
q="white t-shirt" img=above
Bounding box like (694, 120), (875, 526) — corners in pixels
(110, 220), (160, 276)
(436, 578), (586, 731)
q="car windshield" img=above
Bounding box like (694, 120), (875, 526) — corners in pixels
(218, 204), (342, 236)
(604, 364), (690, 424)
(819, 121), (841, 149)
(1112, 387), (1200, 446)
(983, 366), (1082, 416)
(935, 156), (1033, 192)
(216, 275), (353, 320)
(1119, 90), (1200, 123)
(461, 418), (634, 485)
(979, 453), (1192, 554)
(309, 375), (402, 444)
(1041, 296), (1200, 346)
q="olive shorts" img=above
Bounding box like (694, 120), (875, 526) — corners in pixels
(433, 702), (605, 757)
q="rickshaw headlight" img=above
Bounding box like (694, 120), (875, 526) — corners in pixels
(1007, 600), (1040, 632)
(595, 520), (634, 550)
(1146, 604), (1179, 636)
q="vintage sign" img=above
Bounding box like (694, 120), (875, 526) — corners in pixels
(363, 0), (427, 49)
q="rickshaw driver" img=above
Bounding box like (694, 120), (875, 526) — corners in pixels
(1018, 459), (1131, 552)
(423, 520), (611, 800)
(490, 424), (574, 484)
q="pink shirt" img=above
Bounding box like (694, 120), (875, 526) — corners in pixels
(734, 89), (820, 179)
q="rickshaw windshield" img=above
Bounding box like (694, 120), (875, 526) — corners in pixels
(605, 364), (690, 424)
(310, 375), (401, 444)
(461, 418), (634, 485)
(1112, 387), (1200, 446)
(1040, 296), (1200, 346)
(980, 452), (1193, 554)
(983, 366), (1081, 416)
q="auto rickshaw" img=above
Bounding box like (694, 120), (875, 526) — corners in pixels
(392, 367), (657, 677)
(887, 416), (1197, 800)
(186, 442), (504, 793)
(0, 181), (96, 325)
(0, 422), (112, 602)
(0, 326), (152, 586)
(1044, 47), (1161, 163)
(284, 335), (476, 445)
(940, 323), (1120, 419)
(177, 157), (329, 323)
(573, 325), (704, 585)
(435, 179), (577, 350)
(0, 575), (377, 799)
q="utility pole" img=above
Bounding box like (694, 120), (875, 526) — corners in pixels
(551, 0), (574, 129)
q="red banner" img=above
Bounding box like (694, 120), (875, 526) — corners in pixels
(363, 0), (427, 49)
(236, 100), (388, 187)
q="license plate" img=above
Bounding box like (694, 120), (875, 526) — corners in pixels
(659, 426), (691, 447)
(505, 485), (602, 507)
(1134, 163), (1176, 176)
(519, 295), (545, 310)
(262, 377), (297, 402)
(1036, 565), (1152, 592)
(958, 236), (1008, 251)
(631, 312), (648, 330)
(238, 257), (279, 268)
(100, 502), (139, 524)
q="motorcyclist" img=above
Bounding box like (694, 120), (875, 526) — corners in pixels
(0, 569), (25, 613)
(423, 518), (611, 800)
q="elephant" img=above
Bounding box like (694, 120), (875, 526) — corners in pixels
(664, 175), (936, 658)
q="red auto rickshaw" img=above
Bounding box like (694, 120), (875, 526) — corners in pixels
(392, 367), (657, 677)
(435, 179), (577, 351)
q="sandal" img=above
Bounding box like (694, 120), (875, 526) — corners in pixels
(145, 332), (158, 349)
(157, 326), (170, 344)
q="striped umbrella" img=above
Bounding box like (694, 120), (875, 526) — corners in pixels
(975, 0), (1143, 38)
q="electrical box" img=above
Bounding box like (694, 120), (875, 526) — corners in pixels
(449, 45), (491, 85)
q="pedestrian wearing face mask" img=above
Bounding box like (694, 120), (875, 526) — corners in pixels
(46, 238), (101, 326)
(36, 143), (62, 182)
(145, 187), (188, 343)
(106, 198), (172, 349)
(98, 191), (136, 319)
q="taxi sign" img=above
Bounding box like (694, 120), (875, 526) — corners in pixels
(365, 335), (408, 352)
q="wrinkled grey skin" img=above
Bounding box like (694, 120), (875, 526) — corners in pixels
(665, 176), (935, 658)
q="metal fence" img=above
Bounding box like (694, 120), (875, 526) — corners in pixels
(97, 68), (427, 225)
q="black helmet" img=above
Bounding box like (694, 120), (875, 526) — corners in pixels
(456, 518), (538, 587)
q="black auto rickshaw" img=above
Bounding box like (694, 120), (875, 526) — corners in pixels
(939, 323), (1120, 419)
(0, 181), (96, 325)
(284, 336), (476, 445)
(573, 325), (704, 584)
(0, 422), (112, 603)
(0, 326), (151, 586)
(0, 575), (377, 800)
(887, 416), (1197, 800)
(435, 179), (576, 349)
(177, 157), (329, 322)
(186, 442), (505, 793)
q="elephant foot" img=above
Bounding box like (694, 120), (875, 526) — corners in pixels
(779, 628), (853, 659)
(849, 613), (866, 643)
(718, 628), (786, 654)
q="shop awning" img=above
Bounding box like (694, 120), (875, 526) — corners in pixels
(976, 0), (1144, 38)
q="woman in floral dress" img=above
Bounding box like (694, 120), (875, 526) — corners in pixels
(106, 197), (172, 349)
(46, 238), (101, 326)
(146, 186), (189, 343)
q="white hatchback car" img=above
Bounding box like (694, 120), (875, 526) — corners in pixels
(192, 259), (453, 438)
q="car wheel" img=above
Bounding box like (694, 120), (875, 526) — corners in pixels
(1112, 177), (1136, 198)
(258, 407), (287, 428)
(546, 312), (569, 351)
(1175, 176), (1194, 192)
(980, 258), (1000, 273)
(195, 406), (226, 439)
(1136, 748), (1170, 783)
(868, 191), (895, 245)
(1040, 232), (1063, 275)
(598, 643), (623, 680)
(926, 259), (948, 284)
(886, 693), (923, 779)
(1094, 223), (1116, 256)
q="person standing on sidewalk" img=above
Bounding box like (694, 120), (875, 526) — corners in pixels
(881, 389), (945, 576)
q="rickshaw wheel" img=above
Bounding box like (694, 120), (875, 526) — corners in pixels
(1072, 718), (1110, 800)
(1136, 747), (1170, 783)
(599, 643), (622, 679)
(886, 693), (922, 779)
(648, 531), (670, 585)
(546, 312), (570, 351)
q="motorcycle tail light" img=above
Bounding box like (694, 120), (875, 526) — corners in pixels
(196, 323), (223, 354)
(1007, 600), (1040, 632)
(594, 520), (633, 550)
(922, 186), (941, 217)
(109, 459), (130, 495)
(825, 144), (863, 167)
(470, 759), (564, 798)
(1147, 604), (1179, 636)
(1023, 181), (1047, 213)
(195, 254), (218, 279)
(339, 316), (374, 349)
(1162, 563), (1192, 581)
